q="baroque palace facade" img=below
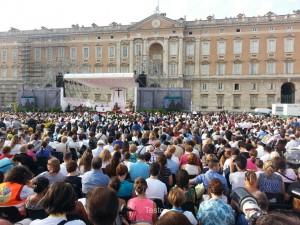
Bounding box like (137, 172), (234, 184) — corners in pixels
(0, 11), (300, 111)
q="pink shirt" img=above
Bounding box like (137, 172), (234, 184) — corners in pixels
(246, 158), (257, 171)
(127, 197), (155, 223)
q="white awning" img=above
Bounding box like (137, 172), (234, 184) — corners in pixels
(63, 73), (137, 88)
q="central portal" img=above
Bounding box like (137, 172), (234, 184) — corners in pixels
(149, 43), (163, 77)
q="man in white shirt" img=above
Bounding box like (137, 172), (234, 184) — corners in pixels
(103, 136), (114, 153)
(92, 140), (105, 157)
(60, 152), (73, 176)
(260, 145), (272, 162)
(146, 162), (167, 203)
(229, 155), (247, 190)
(285, 134), (300, 150)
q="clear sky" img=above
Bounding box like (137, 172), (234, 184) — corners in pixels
(1, 0), (299, 31)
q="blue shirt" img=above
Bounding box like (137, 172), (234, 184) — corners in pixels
(117, 180), (134, 198)
(258, 173), (283, 193)
(194, 170), (229, 192)
(167, 159), (179, 175)
(36, 147), (51, 158)
(0, 158), (13, 173)
(197, 198), (235, 225)
(129, 160), (150, 182)
(112, 140), (123, 149)
(81, 169), (109, 194)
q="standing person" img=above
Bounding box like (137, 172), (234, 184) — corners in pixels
(182, 153), (201, 178)
(258, 160), (285, 196)
(165, 146), (179, 176)
(112, 132), (123, 149)
(246, 150), (258, 171)
(229, 155), (247, 190)
(190, 159), (229, 193)
(197, 179), (235, 225)
(273, 157), (297, 190)
(159, 187), (197, 225)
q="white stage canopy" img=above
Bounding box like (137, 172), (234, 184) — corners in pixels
(64, 73), (137, 88)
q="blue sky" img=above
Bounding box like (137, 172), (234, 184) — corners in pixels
(0, 0), (299, 31)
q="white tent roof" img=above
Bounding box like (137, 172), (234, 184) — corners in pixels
(64, 73), (137, 88)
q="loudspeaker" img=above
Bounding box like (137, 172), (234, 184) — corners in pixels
(138, 73), (147, 87)
(56, 73), (64, 88)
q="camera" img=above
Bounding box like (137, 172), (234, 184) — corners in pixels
(231, 187), (262, 224)
(119, 204), (135, 217)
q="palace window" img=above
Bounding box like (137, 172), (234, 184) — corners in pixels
(267, 39), (276, 53)
(250, 39), (259, 53)
(70, 47), (77, 61)
(233, 40), (242, 54)
(233, 63), (242, 75)
(266, 62), (276, 74)
(217, 41), (226, 55)
(201, 41), (210, 55)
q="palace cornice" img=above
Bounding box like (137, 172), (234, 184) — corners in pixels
(0, 12), (299, 38)
(176, 74), (300, 81)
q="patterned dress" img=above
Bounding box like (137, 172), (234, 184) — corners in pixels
(197, 198), (235, 225)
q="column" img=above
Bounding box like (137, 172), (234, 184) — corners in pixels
(116, 41), (121, 72)
(163, 38), (169, 77)
(143, 39), (148, 73)
(178, 38), (183, 77)
(195, 38), (200, 77)
(129, 40), (134, 72)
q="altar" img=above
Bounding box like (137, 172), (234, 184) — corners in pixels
(62, 73), (137, 112)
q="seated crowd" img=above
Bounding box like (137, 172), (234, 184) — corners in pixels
(0, 112), (300, 225)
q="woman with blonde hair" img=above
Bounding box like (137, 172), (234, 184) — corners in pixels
(148, 131), (157, 145)
(258, 160), (285, 197)
(100, 149), (111, 169)
(10, 135), (21, 155)
(160, 187), (197, 225)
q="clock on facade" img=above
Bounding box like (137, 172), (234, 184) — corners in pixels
(152, 19), (161, 28)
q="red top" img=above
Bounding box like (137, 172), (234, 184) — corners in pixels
(127, 197), (155, 223)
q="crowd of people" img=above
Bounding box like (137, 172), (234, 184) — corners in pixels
(0, 111), (300, 225)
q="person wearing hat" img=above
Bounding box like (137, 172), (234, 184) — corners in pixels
(92, 140), (105, 158)
(257, 160), (284, 196)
